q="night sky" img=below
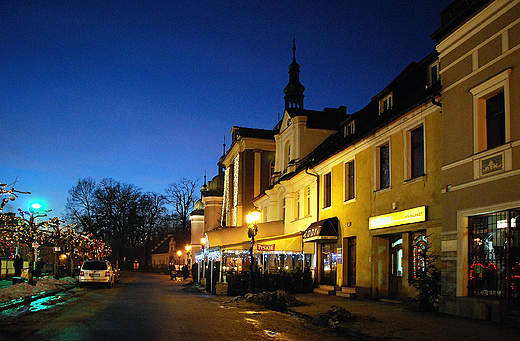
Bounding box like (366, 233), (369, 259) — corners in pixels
(1, 0), (454, 218)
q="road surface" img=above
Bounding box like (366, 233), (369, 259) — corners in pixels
(1, 272), (347, 341)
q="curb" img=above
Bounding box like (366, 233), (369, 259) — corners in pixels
(0, 284), (77, 312)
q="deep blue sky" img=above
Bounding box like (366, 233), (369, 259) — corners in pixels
(1, 0), (454, 217)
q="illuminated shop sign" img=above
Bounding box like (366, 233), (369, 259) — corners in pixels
(257, 244), (275, 251)
(369, 206), (426, 229)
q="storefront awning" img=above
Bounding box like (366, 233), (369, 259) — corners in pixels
(303, 217), (339, 242)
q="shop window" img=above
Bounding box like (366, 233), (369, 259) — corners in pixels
(344, 160), (355, 201)
(323, 172), (332, 208)
(376, 143), (391, 190)
(468, 209), (520, 300)
(412, 232), (427, 279)
(471, 69), (510, 153)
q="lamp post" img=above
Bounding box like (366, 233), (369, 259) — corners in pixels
(200, 237), (206, 281)
(246, 209), (260, 293)
(185, 244), (191, 271)
(177, 250), (182, 268)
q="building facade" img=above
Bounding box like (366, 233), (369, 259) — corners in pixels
(433, 0), (520, 320)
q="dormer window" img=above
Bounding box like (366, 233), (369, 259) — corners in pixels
(379, 94), (393, 114)
(344, 120), (355, 137)
(429, 61), (440, 86)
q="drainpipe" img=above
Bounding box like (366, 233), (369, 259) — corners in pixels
(431, 95), (442, 108)
(306, 165), (319, 221)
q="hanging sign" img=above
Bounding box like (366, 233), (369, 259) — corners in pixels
(257, 244), (275, 251)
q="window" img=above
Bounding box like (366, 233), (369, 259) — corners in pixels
(345, 160), (355, 201)
(323, 172), (331, 208)
(305, 186), (311, 216)
(379, 94), (393, 114)
(409, 126), (425, 178)
(412, 232), (427, 279)
(485, 92), (505, 150)
(295, 191), (300, 220)
(429, 61), (440, 86)
(344, 121), (355, 137)
(471, 69), (510, 153)
(468, 210), (520, 299)
(377, 143), (390, 190)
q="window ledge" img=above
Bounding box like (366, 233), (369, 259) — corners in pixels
(373, 187), (392, 195)
(404, 174), (426, 185)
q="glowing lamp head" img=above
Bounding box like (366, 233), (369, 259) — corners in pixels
(246, 209), (261, 224)
(31, 203), (42, 210)
(185, 245), (191, 251)
(177, 250), (182, 257)
(200, 237), (206, 245)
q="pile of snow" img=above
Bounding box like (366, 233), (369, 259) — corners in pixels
(227, 290), (304, 312)
(0, 276), (77, 303)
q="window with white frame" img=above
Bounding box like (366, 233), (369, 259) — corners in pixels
(408, 125), (425, 179)
(323, 172), (332, 208)
(305, 186), (311, 216)
(344, 120), (355, 137)
(376, 142), (391, 190)
(345, 160), (355, 201)
(379, 94), (393, 114)
(295, 191), (300, 220)
(471, 69), (510, 153)
(429, 61), (440, 86)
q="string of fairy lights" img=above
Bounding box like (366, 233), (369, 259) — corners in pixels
(1, 181), (111, 260)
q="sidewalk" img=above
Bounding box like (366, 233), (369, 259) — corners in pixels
(288, 293), (520, 340)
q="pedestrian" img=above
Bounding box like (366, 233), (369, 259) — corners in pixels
(182, 264), (189, 280)
(35, 257), (44, 278)
(14, 254), (23, 277)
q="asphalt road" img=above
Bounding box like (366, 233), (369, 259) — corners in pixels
(0, 272), (347, 341)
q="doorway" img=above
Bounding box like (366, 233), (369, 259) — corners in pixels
(389, 235), (403, 299)
(320, 243), (337, 285)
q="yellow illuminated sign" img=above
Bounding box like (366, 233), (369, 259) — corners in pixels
(369, 206), (426, 229)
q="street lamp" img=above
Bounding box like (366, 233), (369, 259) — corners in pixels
(246, 208), (260, 293)
(185, 244), (191, 270)
(177, 250), (182, 266)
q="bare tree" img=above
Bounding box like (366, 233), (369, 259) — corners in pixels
(137, 192), (167, 269)
(65, 178), (98, 234)
(94, 178), (141, 267)
(164, 178), (199, 246)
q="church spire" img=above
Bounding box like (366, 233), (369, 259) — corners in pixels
(284, 39), (305, 110)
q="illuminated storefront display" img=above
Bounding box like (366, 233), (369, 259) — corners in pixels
(369, 206), (426, 229)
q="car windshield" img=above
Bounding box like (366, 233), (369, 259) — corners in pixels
(82, 261), (108, 270)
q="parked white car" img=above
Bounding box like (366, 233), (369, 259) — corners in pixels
(79, 260), (116, 288)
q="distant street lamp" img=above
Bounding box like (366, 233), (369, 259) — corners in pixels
(246, 208), (260, 293)
(185, 244), (191, 270)
(177, 250), (182, 266)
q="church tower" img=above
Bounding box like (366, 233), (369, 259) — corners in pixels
(284, 39), (305, 110)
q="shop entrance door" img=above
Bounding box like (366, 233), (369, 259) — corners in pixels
(347, 237), (356, 286)
(389, 235), (403, 299)
(321, 243), (337, 285)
